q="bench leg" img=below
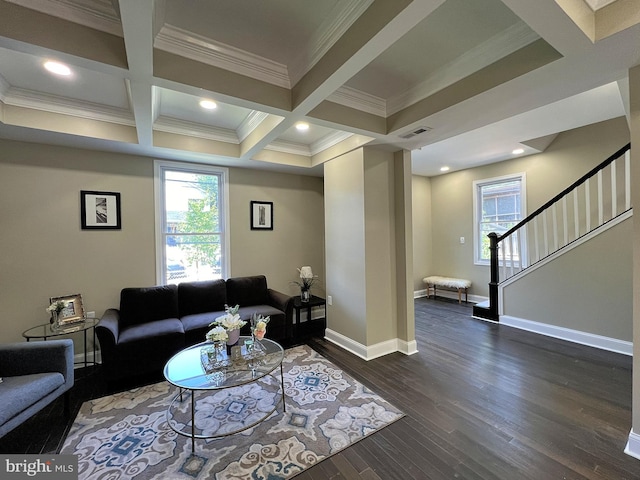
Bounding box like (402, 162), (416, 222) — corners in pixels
(457, 288), (461, 304)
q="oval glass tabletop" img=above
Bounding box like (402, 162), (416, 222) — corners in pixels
(164, 336), (284, 390)
(22, 318), (99, 339)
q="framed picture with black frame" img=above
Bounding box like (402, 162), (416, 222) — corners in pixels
(250, 201), (273, 230)
(80, 190), (121, 230)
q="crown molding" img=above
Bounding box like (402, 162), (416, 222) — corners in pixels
(288, 0), (373, 86)
(264, 139), (311, 156)
(6, 0), (123, 36)
(327, 85), (387, 117)
(310, 131), (352, 156)
(154, 115), (239, 144)
(6, 87), (134, 124)
(154, 24), (291, 89)
(387, 22), (540, 115)
(264, 130), (353, 157)
(236, 110), (270, 143)
(0, 74), (10, 101)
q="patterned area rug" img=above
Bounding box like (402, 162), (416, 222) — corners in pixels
(61, 345), (404, 479)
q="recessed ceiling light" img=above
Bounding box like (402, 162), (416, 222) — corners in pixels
(199, 99), (217, 110)
(43, 61), (71, 76)
(440, 166), (450, 172)
(295, 122), (310, 131)
(512, 148), (525, 155)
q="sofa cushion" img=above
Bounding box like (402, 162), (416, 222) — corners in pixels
(181, 310), (227, 345)
(226, 275), (269, 307)
(178, 279), (227, 317)
(181, 311), (226, 335)
(118, 318), (184, 344)
(0, 373), (64, 426)
(120, 285), (179, 328)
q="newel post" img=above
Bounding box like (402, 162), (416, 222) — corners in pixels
(488, 232), (499, 321)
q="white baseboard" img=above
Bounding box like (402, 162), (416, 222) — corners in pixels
(500, 315), (633, 356)
(414, 289), (487, 304)
(625, 430), (640, 460)
(324, 328), (418, 360)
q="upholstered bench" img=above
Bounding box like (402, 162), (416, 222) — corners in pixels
(423, 276), (471, 304)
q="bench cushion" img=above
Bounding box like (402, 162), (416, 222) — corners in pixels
(423, 276), (471, 289)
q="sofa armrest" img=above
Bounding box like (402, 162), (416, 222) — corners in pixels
(267, 288), (292, 313)
(268, 288), (294, 339)
(0, 339), (74, 388)
(95, 308), (121, 365)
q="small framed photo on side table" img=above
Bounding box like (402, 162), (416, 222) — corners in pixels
(81, 190), (121, 230)
(50, 293), (85, 325)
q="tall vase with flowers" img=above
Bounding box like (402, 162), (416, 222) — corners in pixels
(292, 266), (317, 302)
(46, 300), (67, 330)
(249, 313), (270, 354)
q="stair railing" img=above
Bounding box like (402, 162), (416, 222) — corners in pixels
(484, 143), (631, 321)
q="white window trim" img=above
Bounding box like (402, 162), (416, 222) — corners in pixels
(153, 160), (230, 285)
(472, 172), (526, 266)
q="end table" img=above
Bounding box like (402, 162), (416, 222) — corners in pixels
(22, 318), (99, 368)
(292, 295), (326, 340)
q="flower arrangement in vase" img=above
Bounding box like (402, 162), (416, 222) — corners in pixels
(210, 304), (246, 345)
(46, 300), (67, 330)
(251, 313), (270, 341)
(202, 326), (228, 372)
(292, 266), (317, 302)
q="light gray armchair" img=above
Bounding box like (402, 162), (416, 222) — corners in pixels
(0, 339), (74, 438)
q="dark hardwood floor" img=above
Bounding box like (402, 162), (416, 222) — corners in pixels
(2, 297), (639, 479)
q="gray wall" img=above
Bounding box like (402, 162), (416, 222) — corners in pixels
(503, 217), (632, 341)
(0, 139), (325, 349)
(412, 175), (432, 291)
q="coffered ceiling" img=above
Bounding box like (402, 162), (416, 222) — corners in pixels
(0, 0), (638, 177)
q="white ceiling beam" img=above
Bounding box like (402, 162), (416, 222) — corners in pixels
(239, 0), (447, 160)
(119, 0), (155, 147)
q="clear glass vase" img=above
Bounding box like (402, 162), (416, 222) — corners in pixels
(301, 289), (311, 302)
(51, 311), (60, 331)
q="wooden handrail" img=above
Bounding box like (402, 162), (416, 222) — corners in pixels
(481, 142), (632, 322)
(497, 143), (630, 243)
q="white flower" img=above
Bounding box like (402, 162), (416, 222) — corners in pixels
(46, 300), (67, 314)
(206, 325), (228, 342)
(209, 304), (246, 331)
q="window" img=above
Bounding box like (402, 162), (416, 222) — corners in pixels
(154, 160), (229, 284)
(473, 173), (526, 265)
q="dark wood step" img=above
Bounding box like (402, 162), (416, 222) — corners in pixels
(472, 300), (498, 321)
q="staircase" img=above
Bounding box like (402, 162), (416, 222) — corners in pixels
(473, 143), (632, 321)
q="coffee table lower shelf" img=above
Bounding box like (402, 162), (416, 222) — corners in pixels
(166, 371), (285, 451)
(163, 337), (286, 452)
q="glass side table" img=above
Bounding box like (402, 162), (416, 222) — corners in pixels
(22, 318), (99, 368)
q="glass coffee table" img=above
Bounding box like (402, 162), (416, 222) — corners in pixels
(163, 336), (286, 452)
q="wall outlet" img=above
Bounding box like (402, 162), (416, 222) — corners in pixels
(86, 311), (96, 318)
(327, 295), (332, 305)
(459, 236), (465, 244)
